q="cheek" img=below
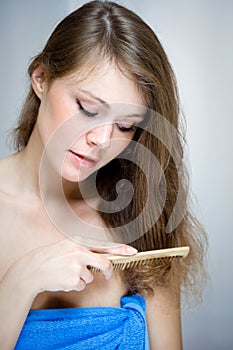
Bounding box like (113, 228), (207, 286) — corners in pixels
(46, 95), (72, 125)
(108, 136), (133, 158)
(37, 97), (74, 144)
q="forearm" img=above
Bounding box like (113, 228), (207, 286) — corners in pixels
(0, 266), (36, 350)
(0, 239), (135, 349)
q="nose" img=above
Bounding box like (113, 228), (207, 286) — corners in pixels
(86, 124), (113, 149)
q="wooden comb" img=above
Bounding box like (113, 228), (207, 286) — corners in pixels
(89, 246), (190, 272)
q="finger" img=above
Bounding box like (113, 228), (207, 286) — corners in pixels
(99, 244), (138, 256)
(82, 253), (113, 280)
(71, 236), (138, 255)
(76, 278), (86, 291)
(71, 236), (125, 250)
(80, 268), (94, 284)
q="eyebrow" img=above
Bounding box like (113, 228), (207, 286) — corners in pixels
(78, 89), (110, 109)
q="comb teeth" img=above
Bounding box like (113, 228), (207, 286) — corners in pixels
(89, 246), (189, 273)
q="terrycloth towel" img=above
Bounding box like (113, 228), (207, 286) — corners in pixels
(15, 294), (149, 349)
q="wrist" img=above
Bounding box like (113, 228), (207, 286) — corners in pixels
(6, 257), (39, 301)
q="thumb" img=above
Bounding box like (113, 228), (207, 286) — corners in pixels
(100, 244), (138, 256)
(71, 236), (137, 255)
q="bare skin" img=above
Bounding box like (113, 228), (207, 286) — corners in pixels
(0, 64), (182, 349)
(0, 155), (128, 309)
(0, 154), (131, 349)
(0, 156), (182, 350)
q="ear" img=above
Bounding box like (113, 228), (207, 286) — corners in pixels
(31, 65), (47, 100)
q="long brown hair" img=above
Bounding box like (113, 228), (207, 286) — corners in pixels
(13, 1), (207, 301)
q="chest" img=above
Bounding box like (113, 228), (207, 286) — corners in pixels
(0, 199), (62, 275)
(0, 195), (103, 269)
(0, 196), (128, 310)
(31, 270), (127, 310)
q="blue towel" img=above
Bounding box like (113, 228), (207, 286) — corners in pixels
(15, 294), (150, 349)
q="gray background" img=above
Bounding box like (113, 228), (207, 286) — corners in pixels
(1, 1), (232, 349)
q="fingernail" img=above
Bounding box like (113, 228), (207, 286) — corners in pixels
(126, 247), (138, 255)
(104, 271), (112, 280)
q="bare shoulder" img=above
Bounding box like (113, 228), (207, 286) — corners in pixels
(0, 154), (11, 174)
(0, 154), (18, 193)
(0, 154), (18, 216)
(0, 155), (21, 273)
(145, 287), (182, 350)
(0, 153), (38, 278)
(0, 153), (23, 218)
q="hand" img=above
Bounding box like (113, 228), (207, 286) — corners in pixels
(12, 238), (137, 295)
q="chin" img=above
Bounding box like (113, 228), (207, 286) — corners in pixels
(61, 167), (92, 183)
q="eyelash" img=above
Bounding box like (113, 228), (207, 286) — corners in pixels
(76, 99), (136, 133)
(117, 124), (136, 133)
(76, 99), (98, 117)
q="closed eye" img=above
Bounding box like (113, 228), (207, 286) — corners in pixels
(76, 99), (98, 117)
(116, 123), (136, 133)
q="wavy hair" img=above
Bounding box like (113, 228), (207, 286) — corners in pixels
(13, 1), (207, 301)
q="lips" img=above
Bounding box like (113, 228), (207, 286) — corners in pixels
(69, 150), (99, 168)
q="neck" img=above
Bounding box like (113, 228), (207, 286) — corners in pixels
(9, 128), (110, 245)
(13, 127), (83, 202)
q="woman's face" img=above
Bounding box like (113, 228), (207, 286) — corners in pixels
(32, 63), (146, 182)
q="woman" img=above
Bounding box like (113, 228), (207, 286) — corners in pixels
(0, 1), (207, 349)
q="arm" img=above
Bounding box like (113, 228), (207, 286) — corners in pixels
(0, 239), (136, 350)
(0, 264), (37, 350)
(146, 287), (182, 350)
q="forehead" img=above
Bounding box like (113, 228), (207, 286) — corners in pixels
(67, 62), (147, 110)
